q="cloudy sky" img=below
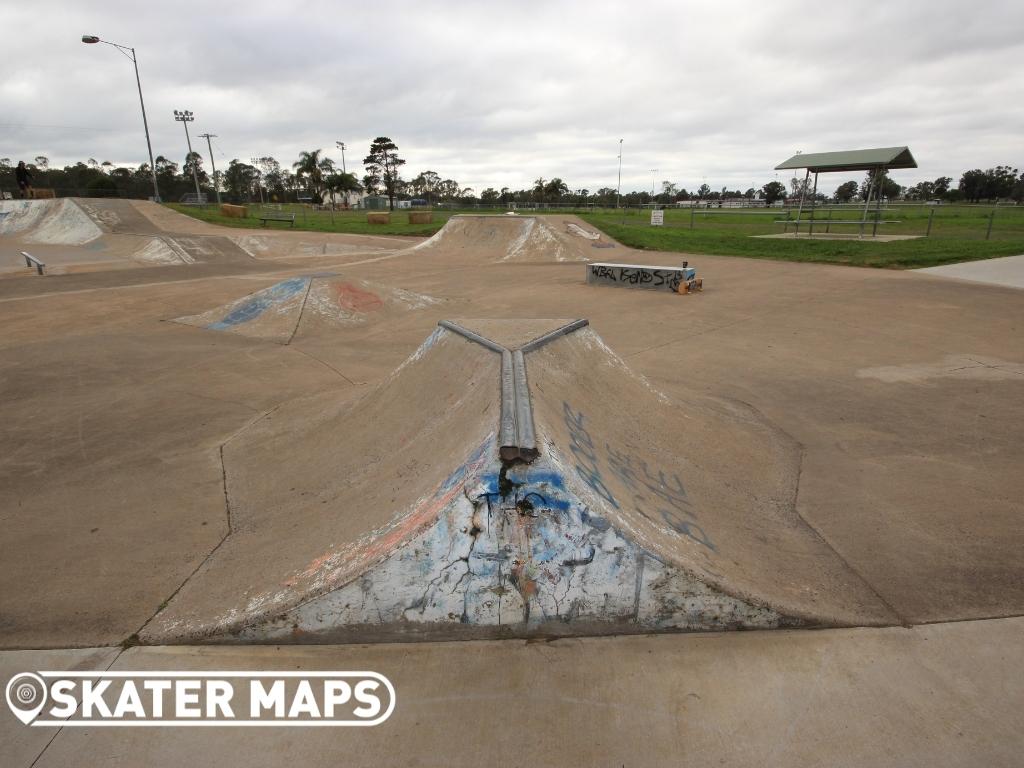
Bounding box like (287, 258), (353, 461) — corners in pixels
(2, 1), (1021, 194)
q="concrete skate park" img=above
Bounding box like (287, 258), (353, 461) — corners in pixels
(2, 198), (1022, 765)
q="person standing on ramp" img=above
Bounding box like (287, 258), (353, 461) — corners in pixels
(15, 161), (33, 199)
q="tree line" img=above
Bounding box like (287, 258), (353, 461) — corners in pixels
(2, 141), (1020, 207)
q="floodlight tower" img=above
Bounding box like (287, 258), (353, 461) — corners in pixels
(198, 132), (220, 204)
(173, 110), (202, 201)
(81, 35), (160, 201)
(616, 139), (623, 209)
(650, 169), (658, 200)
(336, 141), (347, 174)
(250, 157), (265, 203)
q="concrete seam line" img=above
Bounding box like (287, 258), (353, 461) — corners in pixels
(284, 278), (314, 346)
(519, 318), (589, 353)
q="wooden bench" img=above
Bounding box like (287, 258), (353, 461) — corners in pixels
(257, 211), (296, 227)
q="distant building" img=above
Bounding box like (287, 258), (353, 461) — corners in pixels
(322, 189), (367, 208)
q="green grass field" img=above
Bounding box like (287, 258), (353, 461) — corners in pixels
(166, 202), (1024, 270)
(579, 205), (1024, 269)
(166, 203), (454, 237)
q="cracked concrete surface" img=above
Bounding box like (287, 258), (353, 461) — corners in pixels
(238, 446), (787, 642)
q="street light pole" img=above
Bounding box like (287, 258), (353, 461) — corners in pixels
(650, 169), (658, 200)
(616, 139), (623, 209)
(198, 133), (220, 205)
(173, 110), (202, 202)
(81, 35), (160, 202)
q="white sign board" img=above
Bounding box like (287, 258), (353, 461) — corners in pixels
(650, 209), (664, 226)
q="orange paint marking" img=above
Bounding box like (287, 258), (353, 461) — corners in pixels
(335, 282), (384, 312)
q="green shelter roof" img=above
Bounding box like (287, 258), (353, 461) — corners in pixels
(774, 146), (917, 173)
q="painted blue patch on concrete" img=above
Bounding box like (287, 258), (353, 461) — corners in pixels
(477, 467), (572, 512)
(207, 277), (309, 329)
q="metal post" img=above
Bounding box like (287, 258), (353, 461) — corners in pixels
(250, 157), (265, 205)
(986, 209), (995, 240)
(199, 133), (220, 205)
(174, 110), (201, 201)
(690, 204), (695, 229)
(81, 37), (161, 201)
(926, 207), (935, 237)
(616, 139), (623, 209)
(793, 169), (810, 235)
(129, 50), (160, 203)
(825, 207), (833, 233)
(808, 171), (819, 237)
(859, 169), (876, 240)
(872, 166), (885, 237)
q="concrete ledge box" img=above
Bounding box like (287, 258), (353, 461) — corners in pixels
(587, 262), (703, 294)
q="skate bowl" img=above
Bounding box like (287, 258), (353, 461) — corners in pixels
(141, 319), (897, 644)
(410, 214), (614, 263)
(171, 274), (443, 343)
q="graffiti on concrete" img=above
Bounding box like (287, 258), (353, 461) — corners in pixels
(238, 438), (779, 642)
(334, 282), (384, 312)
(587, 262), (702, 293)
(207, 277), (308, 329)
(588, 263), (683, 292)
(562, 401), (716, 553)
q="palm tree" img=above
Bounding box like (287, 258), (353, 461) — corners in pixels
(533, 177), (546, 203)
(293, 150), (325, 197)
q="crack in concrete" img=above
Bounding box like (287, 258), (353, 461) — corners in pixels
(288, 346), (356, 385)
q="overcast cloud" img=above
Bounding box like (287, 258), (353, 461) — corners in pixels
(2, 0), (1022, 194)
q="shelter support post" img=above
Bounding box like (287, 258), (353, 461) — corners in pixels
(860, 170), (876, 240)
(794, 168), (809, 235)
(872, 166), (886, 236)
(808, 172), (819, 236)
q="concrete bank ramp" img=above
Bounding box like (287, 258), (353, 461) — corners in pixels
(143, 320), (895, 644)
(0, 198), (256, 272)
(171, 274), (442, 343)
(0, 198), (103, 245)
(410, 214), (612, 263)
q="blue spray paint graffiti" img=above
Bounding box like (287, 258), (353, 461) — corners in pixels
(207, 277), (309, 329)
(562, 401), (716, 553)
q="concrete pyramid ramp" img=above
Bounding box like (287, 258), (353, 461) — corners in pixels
(171, 274), (441, 343)
(143, 320), (895, 644)
(411, 214), (610, 263)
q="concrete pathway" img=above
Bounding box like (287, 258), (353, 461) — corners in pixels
(3, 618), (1022, 767)
(917, 254), (1024, 289)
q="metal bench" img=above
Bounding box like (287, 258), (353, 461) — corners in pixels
(257, 211), (296, 227)
(179, 193), (208, 205)
(775, 219), (900, 227)
(776, 217), (901, 237)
